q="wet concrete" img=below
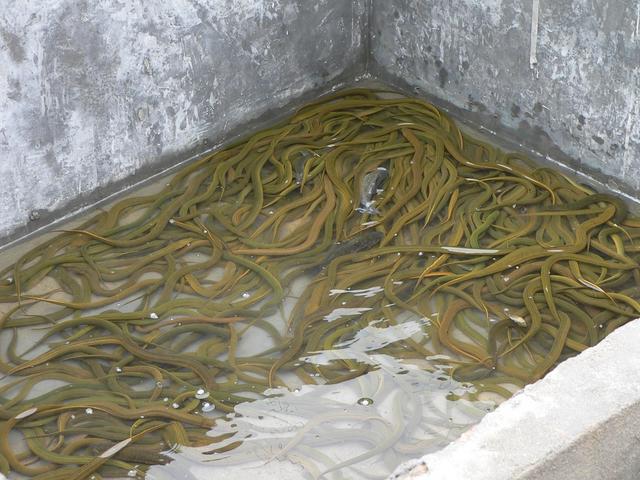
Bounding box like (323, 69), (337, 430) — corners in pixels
(3, 0), (640, 246)
(0, 0), (366, 242)
(371, 0), (640, 199)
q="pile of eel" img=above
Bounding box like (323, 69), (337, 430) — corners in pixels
(1, 88), (639, 479)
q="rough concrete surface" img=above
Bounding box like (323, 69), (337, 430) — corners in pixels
(371, 0), (640, 197)
(391, 319), (640, 480)
(3, 0), (640, 244)
(0, 0), (365, 242)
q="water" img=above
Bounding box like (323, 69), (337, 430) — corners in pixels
(1, 88), (639, 479)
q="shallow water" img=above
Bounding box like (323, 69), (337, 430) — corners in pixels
(1, 88), (639, 479)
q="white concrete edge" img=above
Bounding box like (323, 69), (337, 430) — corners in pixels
(390, 318), (640, 480)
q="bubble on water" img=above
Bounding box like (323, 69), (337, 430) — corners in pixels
(357, 397), (374, 406)
(201, 402), (215, 412)
(418, 252), (424, 256)
(85, 408), (93, 415)
(195, 388), (209, 399)
(156, 381), (164, 388)
(149, 312), (159, 319)
(115, 367), (122, 373)
(509, 315), (527, 327)
(241, 292), (251, 298)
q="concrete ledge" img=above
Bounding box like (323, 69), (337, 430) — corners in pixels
(391, 319), (640, 480)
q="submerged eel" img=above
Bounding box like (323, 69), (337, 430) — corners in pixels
(0, 88), (639, 479)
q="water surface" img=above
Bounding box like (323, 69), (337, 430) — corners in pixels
(1, 89), (639, 479)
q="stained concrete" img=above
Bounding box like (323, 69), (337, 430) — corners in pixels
(3, 0), (640, 246)
(0, 0), (366, 243)
(390, 319), (640, 480)
(371, 0), (640, 198)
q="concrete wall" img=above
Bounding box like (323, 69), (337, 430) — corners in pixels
(4, 0), (639, 244)
(371, 0), (640, 197)
(0, 0), (366, 243)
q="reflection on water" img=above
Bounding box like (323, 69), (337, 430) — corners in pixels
(1, 89), (639, 479)
(150, 352), (494, 480)
(143, 310), (502, 479)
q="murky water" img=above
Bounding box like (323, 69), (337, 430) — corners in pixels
(1, 88), (639, 479)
